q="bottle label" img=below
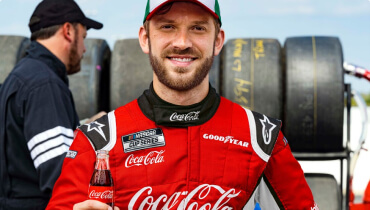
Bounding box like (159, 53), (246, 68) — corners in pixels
(88, 186), (114, 204)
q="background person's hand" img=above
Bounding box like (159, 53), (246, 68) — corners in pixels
(73, 200), (120, 210)
(79, 111), (108, 125)
(87, 111), (107, 123)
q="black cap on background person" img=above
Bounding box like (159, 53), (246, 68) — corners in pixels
(29, 0), (103, 33)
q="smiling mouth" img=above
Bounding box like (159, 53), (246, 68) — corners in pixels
(169, 57), (196, 62)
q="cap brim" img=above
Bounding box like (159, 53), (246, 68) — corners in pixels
(81, 17), (103, 30)
(145, 0), (219, 23)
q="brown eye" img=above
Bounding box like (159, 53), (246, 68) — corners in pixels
(193, 26), (206, 31)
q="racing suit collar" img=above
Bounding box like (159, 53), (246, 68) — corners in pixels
(138, 83), (220, 127)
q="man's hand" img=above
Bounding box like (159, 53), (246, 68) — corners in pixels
(73, 200), (120, 210)
(86, 111), (107, 124)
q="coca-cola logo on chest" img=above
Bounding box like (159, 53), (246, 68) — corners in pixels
(128, 184), (241, 210)
(125, 150), (165, 168)
(170, 111), (200, 122)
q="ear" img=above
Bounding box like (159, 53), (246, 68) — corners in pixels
(138, 25), (149, 54)
(214, 28), (225, 56)
(62, 22), (73, 43)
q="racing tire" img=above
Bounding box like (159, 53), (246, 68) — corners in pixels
(0, 35), (30, 83)
(210, 54), (221, 93)
(283, 36), (344, 153)
(221, 38), (283, 119)
(69, 38), (111, 120)
(110, 39), (152, 110)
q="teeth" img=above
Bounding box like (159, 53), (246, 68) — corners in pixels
(171, 57), (193, 62)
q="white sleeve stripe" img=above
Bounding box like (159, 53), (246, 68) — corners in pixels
(244, 108), (270, 162)
(101, 111), (116, 151)
(30, 135), (73, 159)
(29, 133), (73, 153)
(28, 126), (73, 150)
(33, 144), (69, 168)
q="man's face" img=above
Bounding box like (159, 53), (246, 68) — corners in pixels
(144, 2), (223, 91)
(67, 23), (87, 75)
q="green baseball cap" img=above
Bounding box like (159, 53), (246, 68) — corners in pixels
(143, 0), (221, 26)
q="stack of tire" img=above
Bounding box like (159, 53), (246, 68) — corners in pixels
(0, 36), (30, 86)
(0, 35), (345, 151)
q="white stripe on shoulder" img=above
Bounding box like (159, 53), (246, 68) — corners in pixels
(27, 126), (73, 150)
(33, 144), (69, 168)
(101, 111), (117, 151)
(244, 108), (270, 162)
(30, 135), (73, 159)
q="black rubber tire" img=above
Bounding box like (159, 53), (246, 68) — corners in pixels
(210, 54), (221, 93)
(110, 38), (221, 110)
(68, 38), (111, 120)
(283, 36), (344, 153)
(0, 35), (30, 83)
(221, 38), (282, 119)
(110, 39), (152, 110)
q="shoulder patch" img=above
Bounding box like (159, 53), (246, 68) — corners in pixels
(244, 108), (281, 162)
(78, 111), (117, 151)
(66, 150), (78, 159)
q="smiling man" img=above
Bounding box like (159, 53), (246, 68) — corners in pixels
(47, 1), (318, 209)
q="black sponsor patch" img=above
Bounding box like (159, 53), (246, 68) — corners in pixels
(66, 150), (78, 159)
(79, 114), (110, 151)
(122, 128), (165, 153)
(252, 111), (281, 156)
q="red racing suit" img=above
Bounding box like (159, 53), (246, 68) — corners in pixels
(47, 85), (318, 210)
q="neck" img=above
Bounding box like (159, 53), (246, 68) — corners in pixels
(152, 76), (210, 106)
(36, 36), (68, 69)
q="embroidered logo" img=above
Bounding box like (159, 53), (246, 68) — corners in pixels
(203, 134), (249, 148)
(122, 128), (165, 153)
(66, 150), (78, 159)
(129, 184), (241, 210)
(311, 203), (319, 210)
(170, 111), (200, 122)
(283, 136), (288, 146)
(259, 115), (277, 145)
(125, 150), (165, 168)
(87, 121), (107, 141)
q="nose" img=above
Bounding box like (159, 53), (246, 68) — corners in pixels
(172, 28), (192, 50)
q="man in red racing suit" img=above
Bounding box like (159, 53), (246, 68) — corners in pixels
(47, 0), (318, 209)
(47, 85), (317, 210)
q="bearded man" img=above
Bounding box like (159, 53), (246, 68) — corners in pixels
(0, 0), (104, 209)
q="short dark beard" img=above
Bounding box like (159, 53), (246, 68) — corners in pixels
(149, 38), (215, 91)
(67, 26), (81, 75)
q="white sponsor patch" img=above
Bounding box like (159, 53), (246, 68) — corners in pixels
(66, 150), (78, 159)
(203, 133), (249, 148)
(122, 128), (165, 153)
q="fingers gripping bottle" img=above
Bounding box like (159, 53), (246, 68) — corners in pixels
(88, 150), (114, 207)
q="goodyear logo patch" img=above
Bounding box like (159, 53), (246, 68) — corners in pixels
(122, 128), (165, 153)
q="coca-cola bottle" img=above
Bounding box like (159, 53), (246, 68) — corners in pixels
(88, 150), (114, 207)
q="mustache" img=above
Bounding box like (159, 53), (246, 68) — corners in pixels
(161, 47), (202, 58)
